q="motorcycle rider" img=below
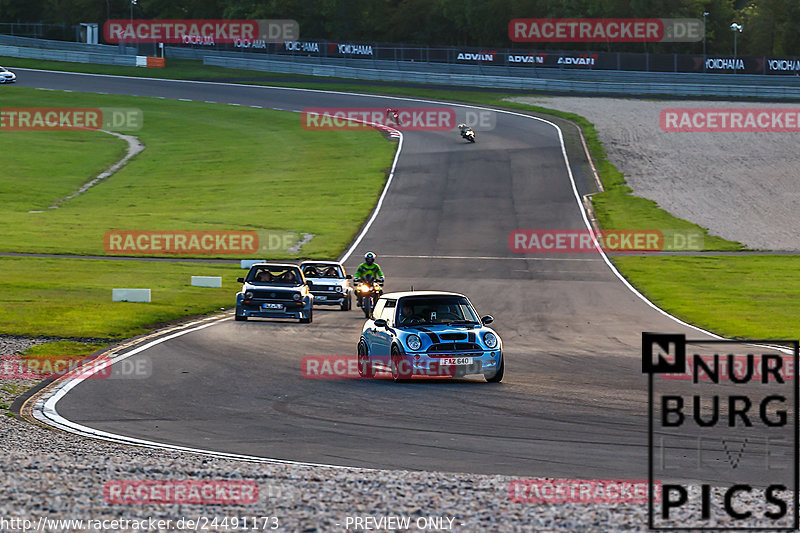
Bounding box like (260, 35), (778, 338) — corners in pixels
(457, 123), (474, 138)
(386, 108), (401, 126)
(354, 251), (384, 307)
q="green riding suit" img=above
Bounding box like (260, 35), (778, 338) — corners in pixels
(354, 262), (384, 283)
(354, 262), (384, 307)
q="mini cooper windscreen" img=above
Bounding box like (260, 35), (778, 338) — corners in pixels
(396, 296), (480, 326)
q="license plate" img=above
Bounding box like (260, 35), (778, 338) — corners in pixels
(440, 357), (473, 366)
(262, 303), (283, 310)
(316, 295), (326, 300)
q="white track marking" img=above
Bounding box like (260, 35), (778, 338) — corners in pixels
(339, 131), (402, 264)
(49, 130), (144, 208)
(33, 315), (363, 469)
(382, 254), (600, 261)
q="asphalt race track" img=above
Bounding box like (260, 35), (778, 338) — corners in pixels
(18, 69), (788, 482)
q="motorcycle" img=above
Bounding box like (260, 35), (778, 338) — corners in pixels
(461, 128), (476, 143)
(387, 109), (401, 127)
(356, 275), (383, 318)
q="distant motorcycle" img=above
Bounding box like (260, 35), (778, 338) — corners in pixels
(458, 123), (476, 143)
(386, 108), (402, 127)
(356, 274), (383, 318)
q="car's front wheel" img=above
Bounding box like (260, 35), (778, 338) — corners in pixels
(357, 341), (373, 378)
(341, 293), (351, 311)
(299, 308), (313, 324)
(391, 346), (412, 383)
(234, 307), (247, 321)
(484, 355), (504, 383)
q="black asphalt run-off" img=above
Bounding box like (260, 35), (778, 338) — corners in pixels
(16, 70), (784, 481)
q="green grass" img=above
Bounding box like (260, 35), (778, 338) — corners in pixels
(613, 255), (800, 339)
(21, 340), (109, 357)
(0, 130), (126, 210)
(0, 55), (747, 251)
(0, 84), (396, 339)
(0, 86), (396, 259)
(0, 256), (243, 338)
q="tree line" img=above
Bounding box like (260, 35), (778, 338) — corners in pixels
(1, 0), (798, 56)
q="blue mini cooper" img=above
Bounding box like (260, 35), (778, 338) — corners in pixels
(357, 291), (503, 382)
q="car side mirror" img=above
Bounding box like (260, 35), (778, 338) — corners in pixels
(346, 274), (352, 279)
(373, 318), (387, 328)
(237, 277), (245, 283)
(481, 315), (494, 325)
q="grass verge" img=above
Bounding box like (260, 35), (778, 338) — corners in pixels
(0, 256), (242, 338)
(613, 255), (800, 339)
(0, 84), (395, 339)
(0, 86), (396, 259)
(2, 55), (742, 251)
(21, 340), (110, 357)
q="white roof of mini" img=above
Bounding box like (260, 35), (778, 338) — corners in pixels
(382, 291), (467, 299)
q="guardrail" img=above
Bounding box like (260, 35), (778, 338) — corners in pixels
(1, 32), (798, 98)
(0, 44), (138, 66)
(0, 33), (137, 55)
(203, 55), (800, 99)
(171, 46), (800, 88)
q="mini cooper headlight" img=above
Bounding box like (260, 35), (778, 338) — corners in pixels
(483, 332), (498, 349)
(244, 291), (254, 299)
(293, 293), (301, 301)
(406, 334), (422, 351)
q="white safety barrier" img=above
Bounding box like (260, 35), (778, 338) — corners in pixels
(240, 259), (266, 269)
(112, 288), (151, 302)
(191, 276), (222, 288)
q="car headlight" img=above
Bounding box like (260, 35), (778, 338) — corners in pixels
(293, 293), (301, 301)
(483, 332), (498, 349)
(406, 334), (422, 351)
(336, 286), (343, 292)
(244, 291), (254, 299)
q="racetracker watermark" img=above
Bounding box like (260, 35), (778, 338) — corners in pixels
(509, 479), (661, 503)
(0, 108), (143, 131)
(0, 355), (151, 380)
(103, 19), (298, 44)
(509, 18), (702, 43)
(103, 230), (304, 255)
(104, 480), (258, 504)
(302, 107), (455, 131)
(301, 355), (464, 379)
(643, 333), (799, 529)
(300, 107), (496, 132)
(660, 108), (800, 132)
(509, 229), (704, 253)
